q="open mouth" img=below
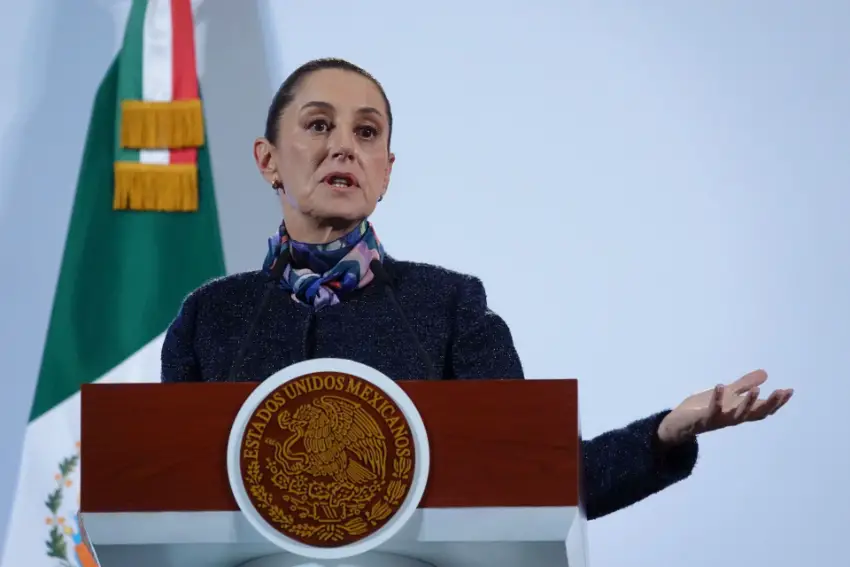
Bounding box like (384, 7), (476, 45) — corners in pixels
(323, 173), (358, 189)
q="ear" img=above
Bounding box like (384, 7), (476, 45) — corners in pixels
(253, 137), (279, 185)
(382, 152), (396, 196)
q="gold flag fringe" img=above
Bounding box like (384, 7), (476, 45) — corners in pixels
(120, 99), (205, 149)
(113, 162), (198, 212)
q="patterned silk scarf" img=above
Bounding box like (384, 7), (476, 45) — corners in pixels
(262, 220), (386, 310)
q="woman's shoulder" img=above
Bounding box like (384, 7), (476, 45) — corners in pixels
(383, 257), (493, 313)
(384, 257), (488, 295)
(181, 270), (269, 307)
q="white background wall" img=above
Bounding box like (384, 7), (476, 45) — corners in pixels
(1, 0), (848, 565)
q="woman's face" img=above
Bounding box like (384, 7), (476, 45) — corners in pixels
(255, 68), (394, 242)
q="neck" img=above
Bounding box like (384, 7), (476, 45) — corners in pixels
(283, 215), (362, 244)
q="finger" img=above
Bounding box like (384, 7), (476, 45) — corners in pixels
(746, 390), (785, 421)
(729, 369), (768, 394)
(768, 389), (794, 416)
(708, 384), (724, 419)
(733, 387), (760, 421)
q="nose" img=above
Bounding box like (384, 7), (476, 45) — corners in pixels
(328, 127), (355, 161)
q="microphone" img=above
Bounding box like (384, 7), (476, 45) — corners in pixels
(227, 248), (290, 381)
(370, 259), (438, 380)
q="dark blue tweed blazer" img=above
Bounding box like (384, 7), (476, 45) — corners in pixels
(161, 256), (698, 520)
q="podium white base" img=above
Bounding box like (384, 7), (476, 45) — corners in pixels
(83, 506), (586, 567)
(240, 551), (434, 567)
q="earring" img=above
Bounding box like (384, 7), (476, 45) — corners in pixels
(272, 179), (283, 193)
(378, 195), (384, 202)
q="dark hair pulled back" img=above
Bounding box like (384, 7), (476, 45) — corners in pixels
(263, 58), (393, 149)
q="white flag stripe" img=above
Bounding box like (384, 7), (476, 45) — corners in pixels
(0, 334), (164, 567)
(140, 0), (172, 166)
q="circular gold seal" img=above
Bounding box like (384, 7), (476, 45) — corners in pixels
(239, 371), (416, 547)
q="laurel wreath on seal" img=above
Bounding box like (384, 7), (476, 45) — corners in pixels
(245, 455), (413, 543)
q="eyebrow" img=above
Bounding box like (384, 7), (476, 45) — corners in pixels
(300, 101), (384, 118)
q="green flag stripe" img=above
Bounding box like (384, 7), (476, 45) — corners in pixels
(114, 0), (146, 163)
(29, 55), (225, 422)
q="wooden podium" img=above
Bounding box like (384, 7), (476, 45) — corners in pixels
(80, 378), (587, 567)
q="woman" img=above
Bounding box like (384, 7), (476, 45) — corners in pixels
(160, 57), (793, 521)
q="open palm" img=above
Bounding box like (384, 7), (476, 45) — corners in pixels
(657, 370), (794, 445)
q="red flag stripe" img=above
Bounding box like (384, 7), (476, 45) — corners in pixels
(170, 0), (198, 165)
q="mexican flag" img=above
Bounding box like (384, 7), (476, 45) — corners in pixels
(0, 1), (225, 566)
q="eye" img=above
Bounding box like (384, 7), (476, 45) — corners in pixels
(307, 119), (331, 133)
(357, 125), (378, 139)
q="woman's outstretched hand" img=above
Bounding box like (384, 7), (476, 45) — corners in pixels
(657, 370), (793, 446)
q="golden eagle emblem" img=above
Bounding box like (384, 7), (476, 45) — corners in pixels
(240, 372), (415, 547)
(270, 395), (387, 485)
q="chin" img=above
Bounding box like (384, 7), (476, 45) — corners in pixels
(316, 204), (375, 224)
(315, 194), (375, 220)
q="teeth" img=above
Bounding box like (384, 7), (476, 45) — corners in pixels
(329, 176), (351, 187)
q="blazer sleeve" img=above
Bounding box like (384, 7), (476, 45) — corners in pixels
(582, 410), (698, 520)
(160, 291), (202, 382)
(449, 275), (699, 519)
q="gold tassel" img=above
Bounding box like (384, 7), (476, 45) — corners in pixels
(120, 99), (205, 149)
(113, 162), (198, 212)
